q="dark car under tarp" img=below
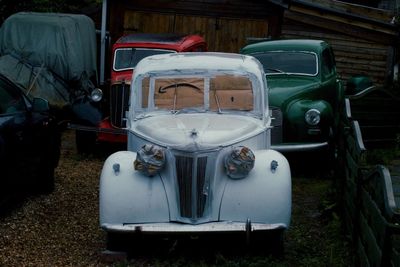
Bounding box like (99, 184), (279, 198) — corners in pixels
(0, 12), (99, 115)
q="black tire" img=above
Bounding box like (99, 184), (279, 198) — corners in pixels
(37, 161), (55, 194)
(269, 229), (285, 258)
(106, 232), (130, 252)
(35, 129), (61, 194)
(75, 130), (97, 154)
(249, 229), (285, 258)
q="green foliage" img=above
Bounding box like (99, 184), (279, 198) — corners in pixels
(365, 147), (400, 165)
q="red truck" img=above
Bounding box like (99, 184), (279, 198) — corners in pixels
(76, 33), (207, 153)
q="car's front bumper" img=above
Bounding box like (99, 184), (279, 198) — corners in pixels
(271, 141), (328, 152)
(102, 221), (287, 234)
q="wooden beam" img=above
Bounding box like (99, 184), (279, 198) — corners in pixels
(284, 11), (396, 45)
(295, 0), (394, 22)
(115, 0), (284, 19)
(290, 5), (397, 36)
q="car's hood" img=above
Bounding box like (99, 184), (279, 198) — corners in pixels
(267, 75), (320, 107)
(132, 113), (265, 150)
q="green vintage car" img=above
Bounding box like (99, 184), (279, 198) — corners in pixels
(241, 39), (344, 152)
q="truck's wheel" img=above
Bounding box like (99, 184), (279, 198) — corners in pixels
(75, 130), (96, 154)
(249, 229), (285, 257)
(106, 232), (129, 252)
(35, 129), (60, 194)
(37, 161), (55, 194)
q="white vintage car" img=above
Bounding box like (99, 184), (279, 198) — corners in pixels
(99, 52), (291, 252)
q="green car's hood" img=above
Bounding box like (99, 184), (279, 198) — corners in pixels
(267, 75), (320, 107)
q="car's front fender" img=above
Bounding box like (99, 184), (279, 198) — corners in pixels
(287, 99), (333, 123)
(99, 151), (169, 226)
(220, 149), (291, 228)
(285, 99), (333, 140)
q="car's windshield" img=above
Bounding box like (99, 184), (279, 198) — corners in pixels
(113, 48), (175, 71)
(253, 51), (318, 76)
(136, 74), (257, 116)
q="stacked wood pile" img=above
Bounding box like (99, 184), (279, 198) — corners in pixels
(336, 87), (400, 266)
(281, 0), (399, 87)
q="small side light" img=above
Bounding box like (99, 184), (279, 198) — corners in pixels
(270, 160), (278, 173)
(113, 163), (120, 175)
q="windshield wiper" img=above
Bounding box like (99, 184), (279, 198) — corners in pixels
(128, 48), (137, 68)
(214, 91), (222, 114)
(159, 83), (201, 93)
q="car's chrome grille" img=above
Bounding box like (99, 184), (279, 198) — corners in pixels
(110, 83), (130, 128)
(270, 106), (283, 144)
(175, 155), (208, 219)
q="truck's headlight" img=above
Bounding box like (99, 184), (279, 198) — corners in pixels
(91, 88), (103, 102)
(224, 146), (255, 179)
(305, 109), (320, 126)
(134, 144), (165, 176)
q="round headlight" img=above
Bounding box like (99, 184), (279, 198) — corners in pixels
(305, 109), (321, 126)
(134, 144), (165, 177)
(91, 88), (103, 102)
(224, 146), (255, 179)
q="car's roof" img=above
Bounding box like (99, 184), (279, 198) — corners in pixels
(133, 52), (265, 77)
(241, 39), (328, 54)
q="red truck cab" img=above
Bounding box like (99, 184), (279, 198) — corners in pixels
(97, 33), (207, 144)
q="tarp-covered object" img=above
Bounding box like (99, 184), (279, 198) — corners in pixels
(0, 12), (97, 82)
(0, 55), (69, 107)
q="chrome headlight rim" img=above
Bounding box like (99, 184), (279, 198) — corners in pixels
(305, 108), (321, 126)
(90, 88), (103, 102)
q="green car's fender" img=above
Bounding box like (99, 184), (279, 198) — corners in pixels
(284, 99), (333, 141)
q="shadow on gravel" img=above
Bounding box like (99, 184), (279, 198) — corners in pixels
(0, 189), (44, 218)
(103, 233), (285, 266)
(283, 151), (334, 179)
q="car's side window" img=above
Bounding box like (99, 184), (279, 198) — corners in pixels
(0, 83), (25, 115)
(321, 48), (335, 79)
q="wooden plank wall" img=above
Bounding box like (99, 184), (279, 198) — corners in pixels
(121, 10), (269, 53)
(108, 0), (285, 53)
(347, 87), (400, 149)
(281, 16), (389, 87)
(337, 94), (400, 266)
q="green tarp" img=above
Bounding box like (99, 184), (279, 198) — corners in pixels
(0, 12), (98, 107)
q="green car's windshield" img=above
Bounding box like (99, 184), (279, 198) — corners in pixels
(253, 51), (318, 76)
(113, 48), (175, 71)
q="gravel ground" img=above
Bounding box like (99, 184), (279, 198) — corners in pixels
(0, 130), (351, 266)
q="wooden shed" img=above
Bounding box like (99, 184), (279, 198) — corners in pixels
(280, 0), (399, 87)
(106, 0), (288, 53)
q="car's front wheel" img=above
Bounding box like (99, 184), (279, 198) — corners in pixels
(249, 229), (285, 257)
(37, 161), (55, 194)
(106, 232), (132, 252)
(35, 128), (61, 194)
(75, 130), (97, 154)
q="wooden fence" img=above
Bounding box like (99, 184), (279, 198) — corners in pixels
(337, 86), (400, 266)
